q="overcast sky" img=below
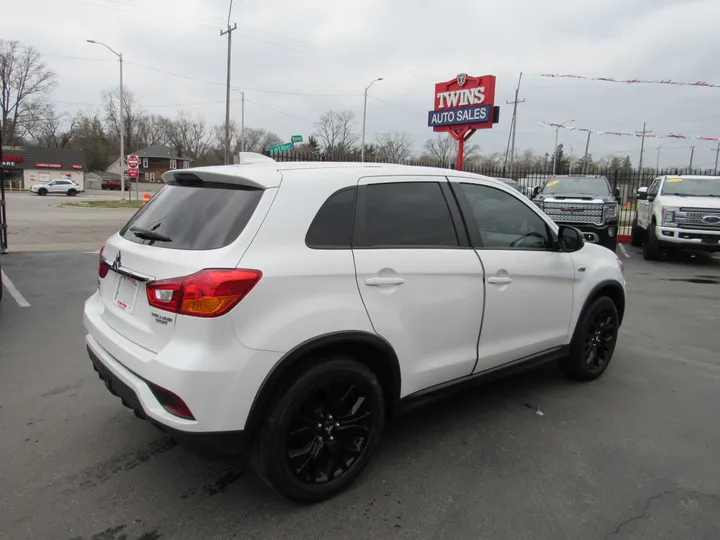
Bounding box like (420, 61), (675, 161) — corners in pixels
(3, 0), (719, 168)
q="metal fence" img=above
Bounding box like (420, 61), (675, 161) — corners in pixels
(263, 149), (720, 239)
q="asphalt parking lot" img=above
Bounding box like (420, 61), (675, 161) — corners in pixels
(2, 232), (720, 539)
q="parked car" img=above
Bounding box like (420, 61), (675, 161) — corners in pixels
(631, 175), (720, 260)
(531, 175), (620, 252)
(30, 179), (82, 197)
(84, 155), (626, 502)
(102, 178), (131, 191)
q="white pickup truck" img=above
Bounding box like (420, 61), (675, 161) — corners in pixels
(631, 175), (720, 260)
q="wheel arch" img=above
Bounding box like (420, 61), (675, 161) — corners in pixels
(576, 280), (626, 332)
(244, 331), (402, 436)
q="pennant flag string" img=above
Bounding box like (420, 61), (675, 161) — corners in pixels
(540, 122), (720, 142)
(540, 74), (720, 89)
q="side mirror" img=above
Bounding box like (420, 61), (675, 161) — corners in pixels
(636, 186), (648, 200)
(614, 187), (621, 202)
(558, 225), (585, 252)
(532, 186), (541, 198)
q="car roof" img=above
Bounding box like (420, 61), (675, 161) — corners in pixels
(163, 159), (505, 190)
(662, 175), (720, 180)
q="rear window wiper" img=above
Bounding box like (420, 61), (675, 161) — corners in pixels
(130, 227), (172, 242)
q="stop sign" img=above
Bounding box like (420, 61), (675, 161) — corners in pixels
(127, 155), (139, 168)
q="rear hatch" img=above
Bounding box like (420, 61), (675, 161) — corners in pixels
(98, 170), (278, 353)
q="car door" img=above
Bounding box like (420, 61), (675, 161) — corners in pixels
(638, 177), (661, 229)
(450, 179), (576, 371)
(352, 177), (485, 396)
(45, 181), (58, 193)
(51, 180), (67, 193)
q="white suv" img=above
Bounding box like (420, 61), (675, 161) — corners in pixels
(631, 175), (720, 260)
(84, 154), (626, 501)
(30, 179), (82, 196)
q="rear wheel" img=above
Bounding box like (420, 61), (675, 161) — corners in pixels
(251, 357), (385, 502)
(38, 188), (47, 196)
(67, 189), (77, 197)
(643, 222), (661, 260)
(560, 296), (619, 381)
(630, 216), (643, 247)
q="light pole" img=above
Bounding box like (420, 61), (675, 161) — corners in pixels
(552, 120), (574, 175)
(232, 89), (245, 155)
(656, 145), (663, 171)
(361, 77), (383, 162)
(87, 39), (125, 200)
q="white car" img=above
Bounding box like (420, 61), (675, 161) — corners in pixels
(84, 154), (626, 502)
(30, 179), (82, 196)
(631, 175), (720, 260)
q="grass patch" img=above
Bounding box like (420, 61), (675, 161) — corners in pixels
(61, 200), (144, 209)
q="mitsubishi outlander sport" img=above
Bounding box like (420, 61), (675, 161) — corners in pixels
(84, 154), (626, 502)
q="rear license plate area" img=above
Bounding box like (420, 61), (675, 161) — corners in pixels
(114, 276), (140, 314)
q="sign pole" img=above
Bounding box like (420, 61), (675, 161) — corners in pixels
(457, 137), (465, 171)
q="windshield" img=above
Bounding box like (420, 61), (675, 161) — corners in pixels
(541, 176), (610, 196)
(661, 177), (720, 197)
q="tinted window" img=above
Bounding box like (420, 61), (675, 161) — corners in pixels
(461, 183), (551, 249)
(357, 182), (458, 247)
(540, 176), (610, 196)
(306, 187), (356, 248)
(648, 178), (662, 195)
(120, 183), (263, 250)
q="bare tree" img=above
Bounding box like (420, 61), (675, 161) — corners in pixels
(314, 110), (359, 159)
(28, 105), (76, 148)
(166, 110), (214, 161)
(136, 114), (171, 148)
(102, 87), (145, 155)
(239, 126), (282, 153)
(72, 110), (113, 171)
(376, 131), (412, 163)
(422, 134), (479, 167)
(0, 40), (57, 145)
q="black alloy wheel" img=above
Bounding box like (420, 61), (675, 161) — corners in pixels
(286, 381), (373, 485)
(252, 357), (385, 502)
(561, 296), (619, 381)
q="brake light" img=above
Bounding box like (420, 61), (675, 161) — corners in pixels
(98, 244), (109, 278)
(146, 381), (195, 420)
(146, 268), (262, 318)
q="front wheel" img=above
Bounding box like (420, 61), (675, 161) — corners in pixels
(643, 222), (661, 260)
(560, 296), (619, 381)
(251, 357), (385, 502)
(630, 216), (643, 247)
(602, 238), (618, 253)
(38, 188), (47, 196)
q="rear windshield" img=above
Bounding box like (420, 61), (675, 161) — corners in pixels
(541, 176), (610, 196)
(120, 183), (263, 250)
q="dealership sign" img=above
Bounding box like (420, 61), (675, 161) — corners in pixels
(428, 74), (499, 169)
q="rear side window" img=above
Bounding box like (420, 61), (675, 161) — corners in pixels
(306, 187), (356, 248)
(355, 182), (459, 247)
(120, 183), (263, 250)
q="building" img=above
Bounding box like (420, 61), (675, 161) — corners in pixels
(107, 145), (192, 184)
(1, 147), (86, 190)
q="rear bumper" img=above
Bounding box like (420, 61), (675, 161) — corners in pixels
(83, 292), (284, 436)
(655, 226), (720, 252)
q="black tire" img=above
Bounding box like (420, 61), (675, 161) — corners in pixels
(602, 238), (618, 253)
(560, 296), (619, 381)
(251, 357), (385, 502)
(102, 186), (107, 191)
(38, 188), (47, 196)
(643, 222), (661, 260)
(67, 189), (77, 197)
(630, 216), (643, 247)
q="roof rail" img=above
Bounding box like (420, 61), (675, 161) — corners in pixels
(237, 152), (276, 164)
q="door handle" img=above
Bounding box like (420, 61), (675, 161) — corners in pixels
(487, 276), (513, 285)
(365, 277), (405, 286)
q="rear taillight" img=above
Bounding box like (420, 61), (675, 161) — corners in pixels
(146, 381), (195, 420)
(99, 244), (109, 278)
(146, 268), (262, 318)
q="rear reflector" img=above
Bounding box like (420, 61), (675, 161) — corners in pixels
(146, 381), (195, 420)
(146, 268), (262, 318)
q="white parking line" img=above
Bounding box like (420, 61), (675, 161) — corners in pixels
(618, 243), (631, 258)
(1, 269), (31, 307)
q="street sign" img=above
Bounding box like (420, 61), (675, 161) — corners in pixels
(127, 155), (139, 168)
(290, 135), (303, 143)
(266, 142), (294, 154)
(128, 168), (139, 179)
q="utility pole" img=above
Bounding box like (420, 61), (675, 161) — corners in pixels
(582, 131), (591, 174)
(240, 91), (245, 153)
(504, 72), (525, 171)
(361, 77), (383, 162)
(713, 142), (720, 175)
(221, 0), (237, 165)
(635, 123), (652, 172)
(656, 145), (663, 171)
(688, 146), (695, 171)
(551, 120), (574, 175)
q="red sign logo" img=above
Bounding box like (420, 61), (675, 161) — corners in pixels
(36, 163), (62, 168)
(1, 154), (23, 164)
(128, 168), (139, 179)
(127, 155), (140, 168)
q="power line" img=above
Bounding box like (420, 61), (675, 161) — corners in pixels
(243, 98), (314, 124)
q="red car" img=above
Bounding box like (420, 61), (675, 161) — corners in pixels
(101, 178), (131, 191)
